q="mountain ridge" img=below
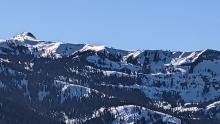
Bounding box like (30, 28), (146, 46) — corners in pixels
(7, 32), (219, 55)
(0, 32), (220, 124)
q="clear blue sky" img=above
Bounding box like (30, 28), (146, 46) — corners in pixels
(0, 0), (220, 51)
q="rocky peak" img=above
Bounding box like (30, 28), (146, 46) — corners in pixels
(11, 32), (37, 41)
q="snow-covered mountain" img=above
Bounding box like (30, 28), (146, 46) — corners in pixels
(0, 32), (220, 124)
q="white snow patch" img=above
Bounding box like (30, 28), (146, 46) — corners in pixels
(80, 44), (105, 52)
(206, 101), (220, 110)
(110, 105), (181, 124)
(125, 50), (143, 58)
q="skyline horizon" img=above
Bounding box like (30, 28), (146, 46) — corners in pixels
(1, 31), (218, 52)
(1, 0), (220, 51)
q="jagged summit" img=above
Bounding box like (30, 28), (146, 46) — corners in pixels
(11, 32), (37, 41)
(1, 32), (219, 62)
(5, 32), (218, 55)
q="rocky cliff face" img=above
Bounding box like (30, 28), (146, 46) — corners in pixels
(0, 32), (219, 124)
